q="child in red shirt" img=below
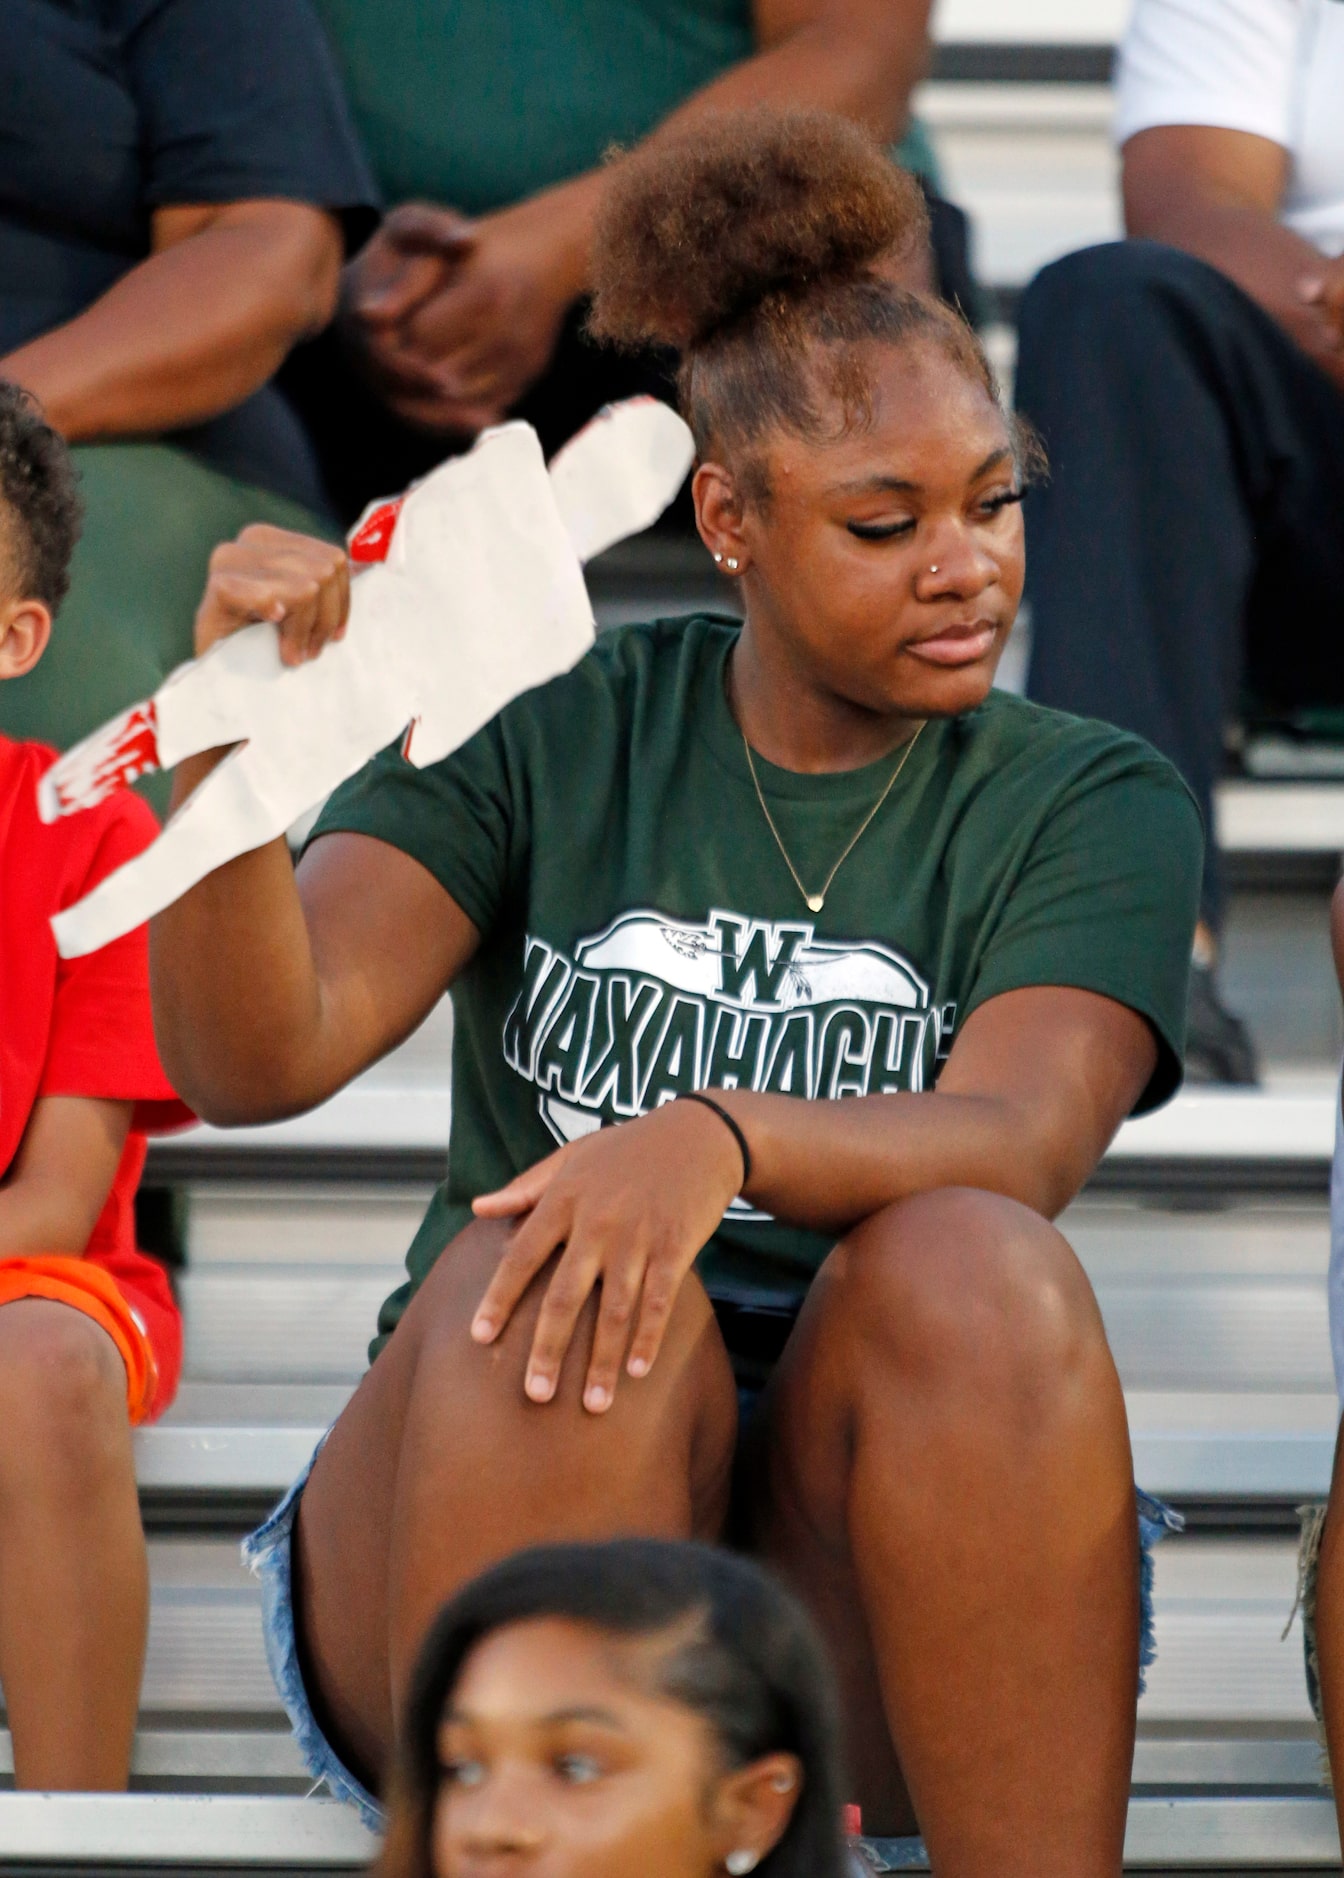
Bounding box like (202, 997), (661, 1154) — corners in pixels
(0, 384), (189, 1789)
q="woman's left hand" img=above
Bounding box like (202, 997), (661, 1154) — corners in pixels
(470, 1100), (745, 1414)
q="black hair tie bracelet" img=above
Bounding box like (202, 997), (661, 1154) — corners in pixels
(678, 1092), (752, 1193)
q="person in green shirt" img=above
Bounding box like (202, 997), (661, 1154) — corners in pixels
(285, 0), (969, 521)
(154, 114), (1200, 1875)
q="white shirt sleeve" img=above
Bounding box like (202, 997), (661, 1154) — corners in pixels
(1115, 0), (1301, 151)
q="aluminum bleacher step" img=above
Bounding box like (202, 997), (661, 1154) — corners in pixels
(147, 1076), (1340, 1194)
(112, 1532), (1322, 1792)
(1, 1723), (1329, 1801)
(142, 1182), (1339, 1505)
(179, 1270), (397, 1384)
(1219, 783), (1344, 854)
(1124, 1393), (1336, 1501)
(869, 1798), (1344, 1869)
(0, 1728), (308, 1790)
(0, 1791), (1332, 1869)
(0, 1793), (377, 1866)
(136, 1388), (1340, 1504)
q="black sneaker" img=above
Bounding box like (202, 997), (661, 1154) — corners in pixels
(1184, 961), (1259, 1086)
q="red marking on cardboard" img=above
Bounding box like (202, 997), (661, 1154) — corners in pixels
(52, 701), (161, 813)
(349, 498), (403, 564)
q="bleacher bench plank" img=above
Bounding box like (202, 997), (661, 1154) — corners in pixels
(934, 0), (1125, 39)
(0, 1794), (1330, 1868)
(133, 1392), (1342, 1501)
(1217, 784), (1344, 855)
(0, 1794), (377, 1865)
(148, 1080), (1340, 1192)
(122, 1538), (1317, 1732)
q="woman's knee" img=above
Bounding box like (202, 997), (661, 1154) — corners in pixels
(0, 1301), (131, 1483)
(401, 1219), (734, 1439)
(816, 1188), (1114, 1420)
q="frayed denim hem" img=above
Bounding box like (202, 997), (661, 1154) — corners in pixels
(243, 1459), (1180, 1832)
(242, 1438), (386, 1833)
(1137, 1488), (1183, 1697)
(1289, 1501), (1331, 1785)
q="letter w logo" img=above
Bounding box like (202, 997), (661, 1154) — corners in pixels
(712, 914), (808, 1004)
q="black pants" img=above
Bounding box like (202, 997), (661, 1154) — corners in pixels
(1016, 240), (1344, 922)
(281, 188), (978, 529)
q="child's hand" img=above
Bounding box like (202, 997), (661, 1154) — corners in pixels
(194, 525), (351, 667)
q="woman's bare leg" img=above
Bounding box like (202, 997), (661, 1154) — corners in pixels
(295, 1219), (739, 1782)
(0, 1299), (147, 1789)
(755, 1188), (1138, 1874)
(1309, 1426), (1344, 1808)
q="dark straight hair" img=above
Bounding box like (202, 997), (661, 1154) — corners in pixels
(377, 1538), (850, 1878)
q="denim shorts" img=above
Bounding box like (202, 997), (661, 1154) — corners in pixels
(242, 1440), (383, 1831)
(245, 1294), (1181, 1832)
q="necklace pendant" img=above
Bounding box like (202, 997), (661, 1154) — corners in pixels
(806, 893), (825, 913)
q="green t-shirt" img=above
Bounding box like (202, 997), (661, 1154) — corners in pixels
(314, 616), (1202, 1359)
(312, 0), (939, 215)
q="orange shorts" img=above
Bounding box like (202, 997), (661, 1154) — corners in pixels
(0, 1249), (181, 1424)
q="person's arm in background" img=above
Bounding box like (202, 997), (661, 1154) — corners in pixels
(347, 0), (934, 433)
(0, 201), (343, 441)
(1123, 126), (1344, 392)
(0, 1098), (131, 1254)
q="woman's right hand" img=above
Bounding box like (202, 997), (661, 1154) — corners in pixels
(194, 524), (351, 667)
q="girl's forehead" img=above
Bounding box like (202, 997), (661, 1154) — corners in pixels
(756, 340), (1008, 483)
(768, 396), (1011, 498)
(445, 1617), (688, 1719)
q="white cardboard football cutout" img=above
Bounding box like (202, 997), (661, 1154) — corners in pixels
(41, 400), (695, 958)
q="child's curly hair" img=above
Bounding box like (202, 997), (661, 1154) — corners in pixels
(589, 109), (1041, 494)
(0, 382), (82, 611)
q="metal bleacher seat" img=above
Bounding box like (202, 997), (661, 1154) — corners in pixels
(6, 2), (1344, 1870)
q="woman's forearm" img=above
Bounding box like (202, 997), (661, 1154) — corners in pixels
(150, 533), (478, 1128)
(720, 1086), (1074, 1231)
(512, 0), (932, 307)
(664, 0), (930, 146)
(0, 202), (342, 441)
(149, 757), (332, 1125)
(713, 988), (1156, 1229)
(1123, 128), (1344, 392)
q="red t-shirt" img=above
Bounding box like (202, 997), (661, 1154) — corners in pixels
(0, 736), (190, 1256)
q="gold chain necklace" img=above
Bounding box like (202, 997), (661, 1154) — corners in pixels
(741, 720), (926, 914)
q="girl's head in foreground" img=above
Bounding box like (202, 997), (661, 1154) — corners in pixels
(379, 1540), (848, 1878)
(590, 111), (1041, 727)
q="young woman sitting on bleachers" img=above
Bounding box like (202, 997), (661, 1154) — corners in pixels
(377, 1539), (848, 1878)
(152, 111), (1202, 1876)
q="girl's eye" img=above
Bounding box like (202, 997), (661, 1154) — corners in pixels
(440, 1758), (487, 1788)
(846, 518), (916, 541)
(555, 1752), (604, 1784)
(977, 489), (1024, 518)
